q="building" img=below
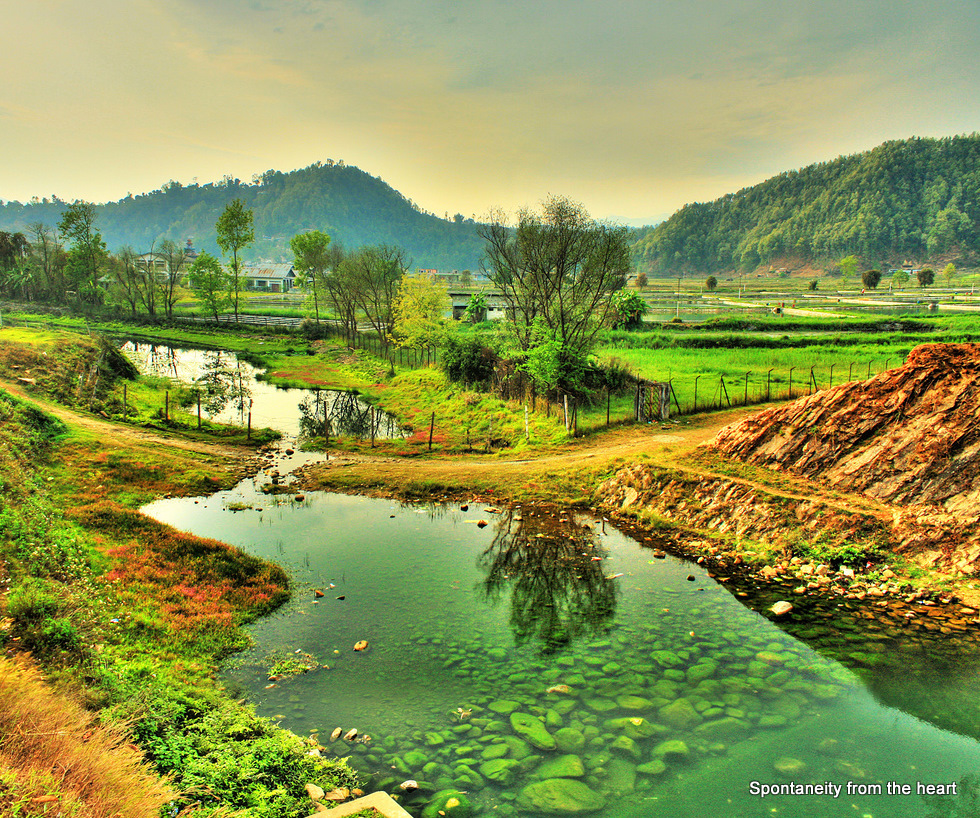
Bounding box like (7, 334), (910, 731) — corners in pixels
(238, 263), (296, 293)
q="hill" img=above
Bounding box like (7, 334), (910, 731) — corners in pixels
(0, 162), (484, 270)
(632, 134), (980, 276)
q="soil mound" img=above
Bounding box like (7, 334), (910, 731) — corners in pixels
(705, 344), (980, 516)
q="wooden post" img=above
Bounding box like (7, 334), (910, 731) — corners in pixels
(693, 375), (700, 413)
(719, 375), (731, 407)
(563, 394), (570, 431)
(829, 363), (835, 389)
(744, 372), (749, 405)
(371, 406), (376, 448)
(849, 362), (855, 382)
(867, 360), (872, 379)
(572, 398), (578, 437)
(123, 384), (127, 420)
(788, 367), (795, 399)
(165, 390), (169, 421)
(197, 392), (202, 428)
(428, 411), (435, 450)
(766, 369), (773, 401)
(606, 387), (611, 426)
(247, 409), (252, 440)
(524, 404), (530, 441)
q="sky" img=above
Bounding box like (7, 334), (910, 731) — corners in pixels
(3, 0), (980, 225)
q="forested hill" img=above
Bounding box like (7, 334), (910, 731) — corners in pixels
(0, 162), (484, 270)
(632, 134), (980, 275)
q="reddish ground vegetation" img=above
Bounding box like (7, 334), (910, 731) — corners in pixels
(70, 501), (288, 634)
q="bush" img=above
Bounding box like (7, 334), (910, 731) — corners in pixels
(441, 336), (498, 385)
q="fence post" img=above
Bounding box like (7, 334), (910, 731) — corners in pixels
(371, 406), (376, 448)
(719, 375), (731, 407)
(428, 411), (435, 450)
(767, 368), (773, 402)
(165, 390), (169, 421)
(606, 387), (610, 426)
(829, 363), (835, 389)
(867, 361), (872, 379)
(744, 372), (749, 405)
(809, 366), (817, 393)
(524, 404), (530, 441)
(123, 384), (127, 420)
(197, 392), (202, 429)
(693, 375), (700, 413)
(848, 362), (855, 382)
(563, 394), (570, 431)
(788, 367), (795, 399)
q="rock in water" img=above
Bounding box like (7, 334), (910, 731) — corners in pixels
(422, 790), (473, 818)
(517, 779), (606, 814)
(343, 728), (358, 741)
(510, 712), (557, 751)
(353, 640), (369, 651)
(770, 601), (794, 616)
(329, 727), (342, 741)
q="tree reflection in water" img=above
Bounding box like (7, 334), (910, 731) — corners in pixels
(299, 389), (403, 439)
(177, 350), (253, 420)
(479, 508), (618, 654)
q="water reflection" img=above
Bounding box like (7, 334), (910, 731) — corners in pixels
(479, 509), (617, 654)
(182, 350), (254, 418)
(299, 388), (403, 439)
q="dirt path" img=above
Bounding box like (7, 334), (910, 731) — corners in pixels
(2, 379), (251, 463)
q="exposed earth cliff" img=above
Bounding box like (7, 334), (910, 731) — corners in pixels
(596, 343), (980, 574)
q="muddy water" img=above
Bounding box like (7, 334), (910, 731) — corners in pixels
(142, 474), (980, 818)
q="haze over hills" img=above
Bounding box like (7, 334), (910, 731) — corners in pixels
(632, 134), (980, 276)
(0, 162), (486, 271)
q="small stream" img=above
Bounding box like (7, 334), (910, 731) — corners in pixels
(131, 341), (980, 817)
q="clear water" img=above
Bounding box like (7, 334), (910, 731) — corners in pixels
(120, 342), (402, 440)
(142, 477), (980, 818)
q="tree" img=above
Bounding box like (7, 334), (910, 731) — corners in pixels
(634, 272), (648, 289)
(917, 267), (935, 288)
(108, 247), (144, 317)
(891, 269), (910, 289)
(808, 278), (819, 291)
(23, 223), (65, 302)
(188, 251), (231, 321)
(158, 240), (190, 320)
(705, 275), (718, 291)
(391, 271), (453, 350)
(320, 244), (359, 342)
(215, 199), (254, 322)
(343, 244), (407, 349)
(290, 230), (331, 323)
(942, 262), (957, 286)
(464, 292), (488, 323)
(58, 201), (107, 304)
(609, 289), (648, 329)
(862, 269), (882, 289)
(479, 195), (630, 391)
(839, 255), (858, 287)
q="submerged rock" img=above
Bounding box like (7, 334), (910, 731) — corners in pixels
(422, 790), (474, 818)
(537, 754), (585, 779)
(517, 779), (606, 815)
(511, 712), (557, 751)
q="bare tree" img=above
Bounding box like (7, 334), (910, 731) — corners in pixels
(158, 239), (189, 320)
(480, 195), (630, 363)
(344, 244), (408, 350)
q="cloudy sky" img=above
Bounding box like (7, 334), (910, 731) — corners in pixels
(3, 0), (979, 224)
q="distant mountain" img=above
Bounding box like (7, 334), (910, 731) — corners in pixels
(0, 162), (484, 271)
(633, 134), (980, 275)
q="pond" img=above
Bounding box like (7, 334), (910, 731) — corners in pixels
(120, 342), (402, 441)
(142, 477), (980, 818)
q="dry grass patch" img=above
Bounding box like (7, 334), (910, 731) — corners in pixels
(0, 656), (175, 817)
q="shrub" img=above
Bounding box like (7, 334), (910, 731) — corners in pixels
(441, 336), (498, 385)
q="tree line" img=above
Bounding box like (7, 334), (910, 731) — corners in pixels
(633, 134), (980, 275)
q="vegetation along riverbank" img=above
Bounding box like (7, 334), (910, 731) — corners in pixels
(2, 308), (980, 817)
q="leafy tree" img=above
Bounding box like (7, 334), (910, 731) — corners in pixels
(634, 272), (648, 289)
(479, 195), (630, 391)
(320, 244), (359, 342)
(215, 199), (254, 322)
(862, 269), (882, 289)
(942, 262), (957, 286)
(609, 289), (648, 329)
(58, 202), (107, 304)
(464, 292), (488, 323)
(917, 267), (935, 288)
(290, 230), (332, 323)
(391, 271), (453, 350)
(891, 269), (910, 289)
(188, 251), (231, 321)
(107, 247), (144, 317)
(839, 255), (858, 287)
(705, 275), (717, 291)
(0, 231), (30, 299)
(23, 223), (65, 302)
(441, 336), (498, 385)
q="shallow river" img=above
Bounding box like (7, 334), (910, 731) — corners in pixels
(142, 472), (980, 818)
